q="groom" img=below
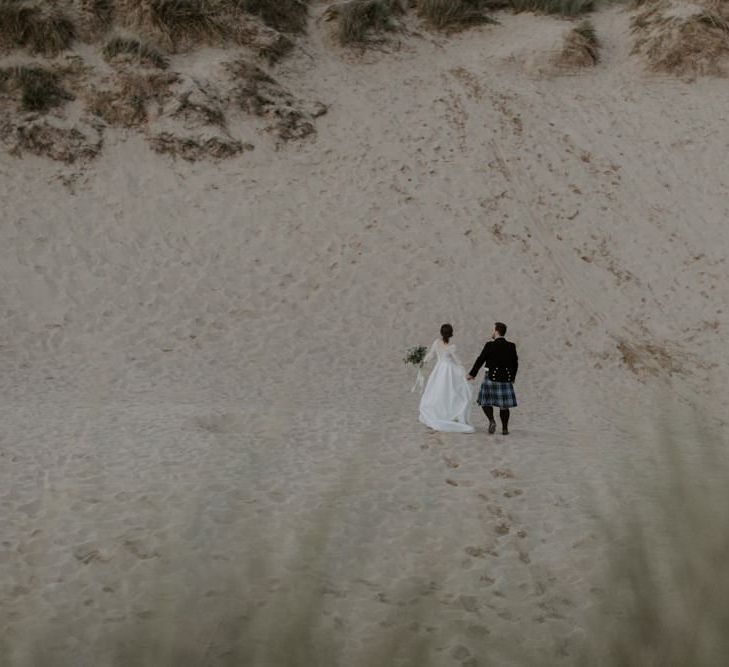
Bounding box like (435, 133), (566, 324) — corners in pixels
(466, 322), (518, 435)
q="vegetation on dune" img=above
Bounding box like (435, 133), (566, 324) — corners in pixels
(120, 0), (227, 50)
(0, 65), (73, 112)
(116, 0), (310, 49)
(228, 58), (325, 140)
(149, 131), (248, 159)
(0, 0), (76, 55)
(239, 0), (310, 34)
(103, 36), (170, 68)
(1, 0), (725, 164)
(509, 0), (594, 17)
(11, 120), (102, 161)
(76, 0), (115, 37)
(415, 0), (500, 30)
(557, 19), (600, 67)
(324, 0), (407, 45)
(324, 0), (501, 42)
(631, 0), (729, 77)
(87, 71), (177, 126)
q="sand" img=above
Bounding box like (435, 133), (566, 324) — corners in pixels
(2, 4), (729, 665)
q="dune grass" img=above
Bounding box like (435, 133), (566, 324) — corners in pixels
(75, 0), (115, 21)
(509, 0), (594, 16)
(557, 19), (600, 66)
(631, 0), (729, 77)
(239, 0), (310, 33)
(416, 0), (499, 30)
(120, 0), (226, 50)
(87, 71), (177, 126)
(0, 0), (76, 55)
(0, 65), (72, 112)
(148, 0), (225, 45)
(324, 0), (406, 45)
(76, 0), (115, 38)
(103, 36), (170, 68)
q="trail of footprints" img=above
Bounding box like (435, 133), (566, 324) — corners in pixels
(432, 435), (577, 658)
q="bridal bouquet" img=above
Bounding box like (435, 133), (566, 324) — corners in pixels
(404, 345), (428, 392)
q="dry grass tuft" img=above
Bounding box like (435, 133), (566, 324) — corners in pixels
(228, 59), (326, 140)
(257, 32), (294, 63)
(119, 0), (226, 50)
(0, 0), (313, 59)
(415, 0), (499, 30)
(9, 119), (102, 162)
(87, 72), (177, 126)
(167, 75), (227, 127)
(556, 19), (600, 67)
(222, 14), (296, 62)
(323, 0), (406, 45)
(149, 131), (251, 159)
(0, 0), (76, 55)
(0, 65), (74, 112)
(509, 0), (594, 16)
(73, 0), (115, 39)
(631, 0), (729, 77)
(239, 0), (309, 33)
(103, 36), (170, 68)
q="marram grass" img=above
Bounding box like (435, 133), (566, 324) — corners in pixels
(509, 0), (594, 16)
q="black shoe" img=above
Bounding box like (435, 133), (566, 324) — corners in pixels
(502, 428), (509, 435)
(488, 422), (497, 434)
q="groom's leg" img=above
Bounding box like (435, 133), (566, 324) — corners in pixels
(482, 406), (497, 434)
(499, 409), (510, 434)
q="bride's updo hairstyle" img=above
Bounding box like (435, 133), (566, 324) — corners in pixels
(440, 323), (454, 343)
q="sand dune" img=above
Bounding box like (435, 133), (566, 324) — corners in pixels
(2, 4), (729, 665)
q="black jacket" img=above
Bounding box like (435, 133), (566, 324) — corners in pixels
(468, 338), (518, 383)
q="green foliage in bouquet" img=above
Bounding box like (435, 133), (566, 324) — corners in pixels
(403, 345), (427, 367)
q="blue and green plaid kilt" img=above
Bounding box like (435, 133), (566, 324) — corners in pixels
(477, 378), (517, 408)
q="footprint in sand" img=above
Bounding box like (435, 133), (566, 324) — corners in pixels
(459, 595), (480, 613)
(466, 624), (490, 638)
(123, 539), (160, 560)
(491, 468), (515, 479)
(451, 645), (471, 660)
(73, 543), (111, 565)
(503, 488), (524, 498)
(443, 455), (460, 469)
(464, 546), (488, 558)
(495, 522), (510, 536)
(486, 504), (504, 518)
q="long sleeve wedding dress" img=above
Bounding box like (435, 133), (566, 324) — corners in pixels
(418, 339), (475, 433)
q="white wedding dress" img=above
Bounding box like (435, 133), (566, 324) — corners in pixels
(418, 339), (475, 433)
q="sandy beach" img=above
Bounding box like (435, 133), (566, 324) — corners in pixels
(2, 2), (729, 664)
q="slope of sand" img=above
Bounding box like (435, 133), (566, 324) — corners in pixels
(2, 5), (729, 665)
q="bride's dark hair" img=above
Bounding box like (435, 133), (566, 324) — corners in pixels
(440, 323), (454, 343)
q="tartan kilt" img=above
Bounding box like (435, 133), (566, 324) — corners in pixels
(477, 378), (517, 408)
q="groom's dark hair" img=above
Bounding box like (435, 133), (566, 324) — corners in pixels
(494, 322), (507, 336)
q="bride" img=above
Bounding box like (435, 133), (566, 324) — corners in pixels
(419, 324), (475, 433)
